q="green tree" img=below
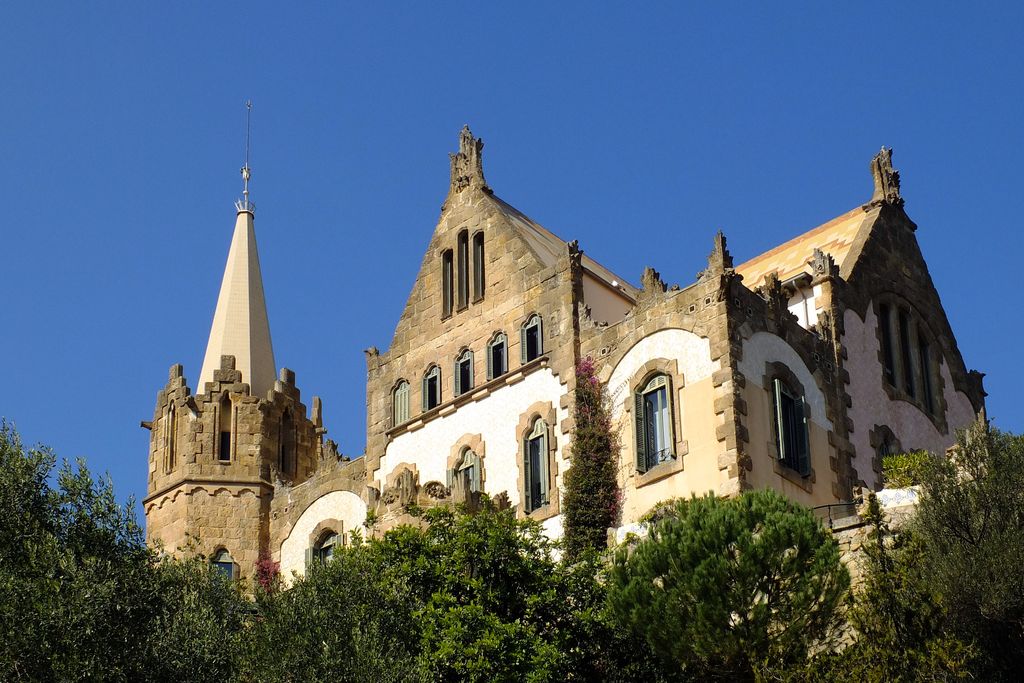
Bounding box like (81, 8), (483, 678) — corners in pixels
(915, 423), (1024, 678)
(563, 356), (621, 561)
(608, 490), (849, 681)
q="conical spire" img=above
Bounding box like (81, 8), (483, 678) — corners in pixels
(197, 203), (276, 398)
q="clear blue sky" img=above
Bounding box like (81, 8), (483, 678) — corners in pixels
(2, 2), (1021, 510)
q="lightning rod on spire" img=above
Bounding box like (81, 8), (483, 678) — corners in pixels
(237, 100), (255, 213)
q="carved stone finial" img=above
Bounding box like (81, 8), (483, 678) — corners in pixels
(757, 272), (791, 321)
(809, 248), (838, 281)
(640, 266), (666, 294)
(868, 146), (903, 207)
(697, 231), (735, 281)
(448, 125), (489, 196)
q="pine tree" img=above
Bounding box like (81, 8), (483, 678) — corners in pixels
(562, 356), (621, 560)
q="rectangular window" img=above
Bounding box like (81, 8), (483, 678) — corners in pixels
(441, 250), (453, 318)
(489, 339), (506, 379)
(457, 231), (469, 310)
(424, 371), (440, 411)
(919, 334), (934, 414)
(472, 232), (485, 300)
(455, 354), (473, 396)
(773, 379), (810, 476)
(527, 435), (544, 512)
(899, 311), (915, 398)
(525, 324), (541, 361)
(879, 303), (895, 384)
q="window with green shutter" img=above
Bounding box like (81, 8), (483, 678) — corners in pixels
(423, 366), (441, 411)
(634, 374), (675, 473)
(521, 315), (543, 364)
(392, 380), (410, 426)
(772, 378), (811, 476)
(487, 332), (507, 380)
(523, 419), (548, 513)
(454, 350), (473, 396)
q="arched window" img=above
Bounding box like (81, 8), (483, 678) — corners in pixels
(449, 447), (482, 493)
(772, 378), (810, 475)
(487, 332), (507, 380)
(211, 548), (235, 579)
(521, 314), (543, 364)
(917, 327), (935, 415)
(472, 231), (485, 301)
(165, 401), (177, 473)
(392, 380), (410, 426)
(423, 365), (441, 411)
(314, 531), (339, 564)
(279, 409), (295, 475)
(523, 418), (549, 513)
(457, 230), (469, 310)
(441, 249), (454, 318)
(454, 349), (474, 396)
(634, 374), (675, 473)
(218, 394), (232, 462)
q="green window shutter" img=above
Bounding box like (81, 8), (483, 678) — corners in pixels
(422, 378), (428, 412)
(304, 547), (313, 571)
(468, 353), (474, 389)
(773, 378), (786, 463)
(796, 396), (810, 475)
(486, 343), (494, 380)
(539, 433), (549, 505)
(634, 391), (648, 473)
(536, 317), (543, 355)
(523, 438), (533, 512)
(454, 360), (462, 396)
(520, 326), (528, 364)
(664, 375), (676, 455)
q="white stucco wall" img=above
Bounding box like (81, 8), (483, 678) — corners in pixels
(279, 490), (367, 580)
(737, 332), (832, 432)
(379, 368), (570, 518)
(606, 328), (718, 421)
(844, 305), (977, 488)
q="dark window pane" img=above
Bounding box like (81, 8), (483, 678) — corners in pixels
(219, 431), (231, 461)
(473, 232), (485, 300)
(525, 325), (540, 361)
(879, 304), (895, 384)
(528, 436), (543, 512)
(457, 231), (469, 309)
(442, 251), (453, 317)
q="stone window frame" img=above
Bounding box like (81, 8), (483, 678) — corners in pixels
(308, 518), (344, 557)
(868, 424), (902, 486)
(210, 546), (239, 580)
(215, 392), (234, 463)
(422, 364), (442, 412)
(456, 229), (470, 311)
(472, 230), (485, 302)
(279, 408), (296, 476)
(761, 361), (817, 493)
(453, 347), (474, 397)
(486, 331), (508, 380)
(448, 433), (486, 493)
(441, 248), (454, 319)
(164, 400), (178, 474)
(515, 401), (560, 521)
(520, 313), (544, 365)
(872, 297), (948, 433)
(391, 378), (410, 428)
(624, 358), (689, 487)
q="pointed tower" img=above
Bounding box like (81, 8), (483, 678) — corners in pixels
(197, 202), (276, 398)
(144, 108), (326, 578)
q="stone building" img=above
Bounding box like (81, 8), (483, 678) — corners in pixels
(143, 128), (985, 581)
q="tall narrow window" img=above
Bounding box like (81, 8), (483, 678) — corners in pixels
(918, 331), (934, 414)
(523, 419), (549, 513)
(521, 315), (543, 363)
(898, 311), (915, 398)
(392, 380), (410, 426)
(772, 378), (810, 476)
(165, 402), (176, 473)
(211, 549), (235, 579)
(454, 349), (474, 396)
(634, 374), (675, 473)
(448, 448), (482, 494)
(472, 231), (485, 300)
(280, 409), (294, 475)
(218, 394), (232, 462)
(879, 303), (895, 385)
(441, 249), (454, 318)
(457, 230), (469, 310)
(423, 365), (441, 411)
(487, 332), (507, 380)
